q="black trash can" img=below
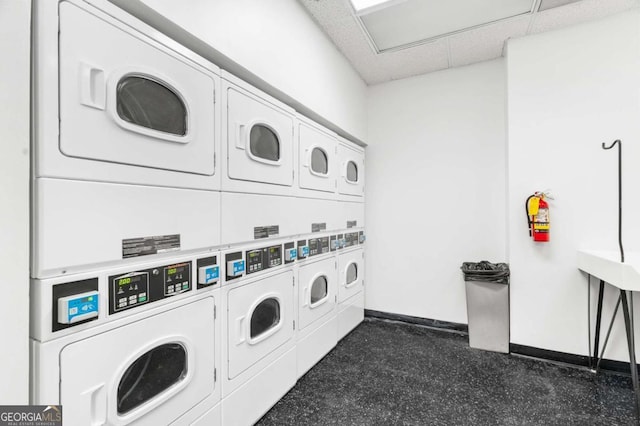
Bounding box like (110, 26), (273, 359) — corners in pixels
(461, 261), (510, 353)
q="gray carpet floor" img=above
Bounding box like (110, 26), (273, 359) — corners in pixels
(257, 317), (637, 425)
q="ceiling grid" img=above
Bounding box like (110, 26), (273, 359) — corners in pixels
(300, 0), (640, 85)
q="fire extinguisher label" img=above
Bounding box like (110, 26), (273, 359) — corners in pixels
(535, 208), (549, 223)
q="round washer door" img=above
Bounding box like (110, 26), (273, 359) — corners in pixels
(59, 297), (216, 426)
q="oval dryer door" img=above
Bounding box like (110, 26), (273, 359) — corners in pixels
(298, 257), (337, 331)
(58, 2), (217, 176)
(59, 297), (216, 425)
(338, 248), (364, 303)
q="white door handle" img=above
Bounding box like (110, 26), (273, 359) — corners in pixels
(79, 63), (105, 110)
(236, 316), (246, 345)
(81, 383), (106, 426)
(235, 123), (246, 150)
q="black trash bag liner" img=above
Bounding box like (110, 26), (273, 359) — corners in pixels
(461, 261), (509, 284)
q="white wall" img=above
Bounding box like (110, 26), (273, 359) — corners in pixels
(507, 10), (640, 361)
(112, 0), (368, 142)
(366, 60), (507, 323)
(0, 0), (30, 404)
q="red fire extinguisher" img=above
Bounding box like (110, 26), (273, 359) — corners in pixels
(526, 191), (552, 242)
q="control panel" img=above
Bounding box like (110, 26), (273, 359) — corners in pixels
(246, 244), (283, 275)
(297, 240), (309, 259)
(108, 261), (192, 315)
(197, 255), (220, 289)
(309, 237), (330, 257)
(345, 232), (359, 247)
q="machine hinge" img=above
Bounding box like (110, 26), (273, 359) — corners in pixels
(214, 305), (217, 319)
(213, 87), (216, 104)
(214, 368), (217, 382)
(335, 261), (337, 269)
(292, 170), (295, 180)
(292, 277), (295, 287)
(293, 320), (296, 330)
(335, 295), (337, 303)
(214, 152), (216, 167)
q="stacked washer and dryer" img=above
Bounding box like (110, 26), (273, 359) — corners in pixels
(29, 1), (366, 425)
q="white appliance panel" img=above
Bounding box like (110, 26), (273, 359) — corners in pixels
(337, 142), (365, 198)
(338, 248), (365, 303)
(226, 87), (294, 187)
(338, 291), (365, 341)
(33, 178), (221, 278)
(59, 297), (215, 425)
(298, 122), (337, 195)
(226, 271), (295, 379)
(221, 348), (296, 426)
(220, 192), (302, 244)
(298, 257), (337, 330)
(336, 201), (365, 231)
(59, 2), (216, 176)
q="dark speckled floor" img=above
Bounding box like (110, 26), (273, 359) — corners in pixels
(257, 318), (637, 425)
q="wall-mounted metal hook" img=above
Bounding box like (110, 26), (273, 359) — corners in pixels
(602, 139), (624, 263)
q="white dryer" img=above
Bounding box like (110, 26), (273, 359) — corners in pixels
(297, 115), (338, 199)
(337, 245), (365, 341)
(337, 137), (366, 202)
(221, 71), (296, 197)
(32, 0), (221, 277)
(221, 240), (297, 426)
(30, 252), (222, 425)
(296, 246), (338, 378)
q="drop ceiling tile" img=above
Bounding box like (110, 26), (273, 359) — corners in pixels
(449, 15), (531, 67)
(360, 0), (534, 51)
(529, 0), (640, 34)
(298, 0), (640, 86)
(382, 39), (450, 80)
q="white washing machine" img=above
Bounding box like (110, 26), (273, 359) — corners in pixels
(32, 0), (221, 277)
(336, 137), (366, 202)
(30, 252), (223, 425)
(221, 71), (296, 197)
(337, 245), (365, 341)
(296, 243), (338, 378)
(297, 115), (338, 200)
(221, 239), (298, 426)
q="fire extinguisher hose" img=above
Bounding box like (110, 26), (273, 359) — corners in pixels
(525, 194), (535, 237)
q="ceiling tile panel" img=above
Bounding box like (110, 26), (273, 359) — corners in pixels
(529, 0), (640, 34)
(299, 0), (640, 85)
(448, 16), (531, 67)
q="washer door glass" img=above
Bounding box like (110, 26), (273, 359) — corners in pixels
(117, 343), (187, 414)
(346, 263), (358, 286)
(311, 148), (328, 175)
(310, 276), (328, 305)
(116, 75), (187, 136)
(346, 161), (358, 183)
(250, 125), (280, 162)
(250, 297), (281, 339)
